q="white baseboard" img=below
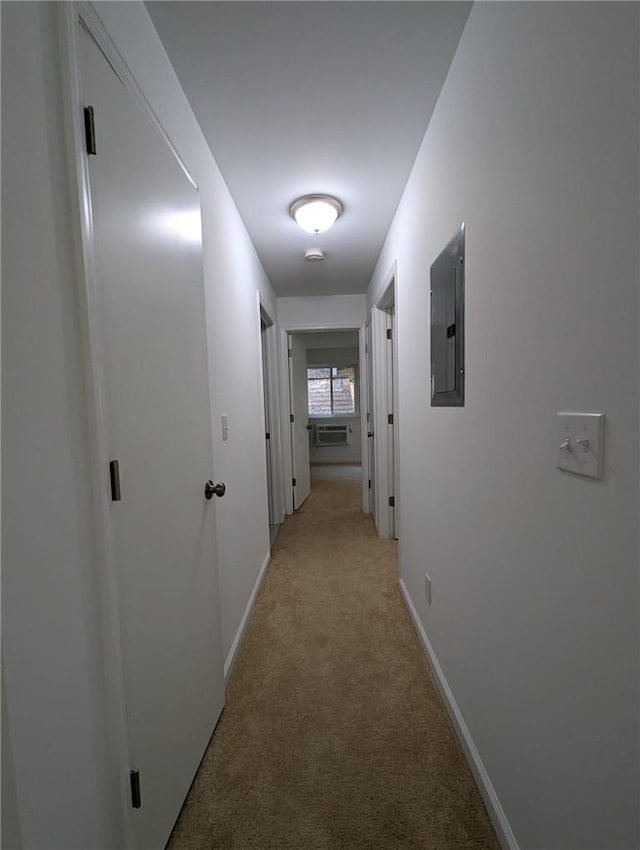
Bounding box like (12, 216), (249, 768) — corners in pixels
(398, 579), (520, 850)
(224, 550), (271, 681)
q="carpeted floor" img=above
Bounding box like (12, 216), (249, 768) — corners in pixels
(168, 464), (500, 849)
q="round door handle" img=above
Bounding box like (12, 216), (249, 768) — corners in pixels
(306, 424), (313, 431)
(205, 480), (226, 499)
(367, 432), (374, 438)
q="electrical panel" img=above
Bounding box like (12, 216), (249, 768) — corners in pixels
(430, 224), (465, 407)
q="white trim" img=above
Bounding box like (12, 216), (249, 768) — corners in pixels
(287, 332), (298, 508)
(358, 322), (369, 512)
(77, 2), (197, 189)
(375, 260), (397, 312)
(384, 308), (396, 538)
(257, 292), (283, 535)
(261, 304), (286, 526)
(370, 260), (399, 539)
(398, 579), (520, 850)
(279, 327), (295, 514)
(308, 413), (361, 420)
(224, 551), (271, 681)
(280, 321), (362, 332)
(364, 318), (375, 517)
(371, 305), (389, 537)
(278, 322), (366, 515)
(58, 5), (134, 845)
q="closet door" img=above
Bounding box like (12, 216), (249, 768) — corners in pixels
(80, 26), (224, 849)
(289, 333), (311, 508)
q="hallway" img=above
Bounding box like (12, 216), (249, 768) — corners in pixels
(168, 465), (499, 849)
(4, 4), (638, 847)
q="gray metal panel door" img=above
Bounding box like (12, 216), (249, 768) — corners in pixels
(431, 224), (465, 406)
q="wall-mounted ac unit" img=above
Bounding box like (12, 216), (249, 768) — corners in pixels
(315, 424), (350, 447)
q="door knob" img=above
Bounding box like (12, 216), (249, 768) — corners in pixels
(367, 432), (374, 438)
(306, 424), (313, 431)
(204, 480), (226, 499)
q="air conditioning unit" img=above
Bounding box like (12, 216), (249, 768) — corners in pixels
(315, 424), (350, 447)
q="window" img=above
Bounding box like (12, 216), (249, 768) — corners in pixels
(307, 365), (357, 415)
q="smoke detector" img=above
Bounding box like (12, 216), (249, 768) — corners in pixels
(304, 248), (325, 262)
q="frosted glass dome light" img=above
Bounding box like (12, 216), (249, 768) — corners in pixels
(290, 195), (343, 235)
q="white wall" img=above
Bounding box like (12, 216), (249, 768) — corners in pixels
(303, 331), (360, 349)
(92, 1), (276, 669)
(368, 4), (639, 849)
(2, 1), (278, 844)
(307, 347), (359, 365)
(370, 3), (639, 850)
(278, 294), (366, 329)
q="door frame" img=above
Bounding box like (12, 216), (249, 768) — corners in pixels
(287, 333), (313, 509)
(370, 262), (399, 539)
(364, 318), (375, 516)
(258, 295), (285, 530)
(57, 5), (208, 845)
(278, 321), (367, 515)
(384, 307), (396, 537)
(359, 320), (371, 513)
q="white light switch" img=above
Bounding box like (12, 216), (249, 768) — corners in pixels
(221, 414), (229, 441)
(556, 413), (604, 479)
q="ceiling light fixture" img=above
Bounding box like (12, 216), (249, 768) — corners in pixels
(290, 194), (343, 235)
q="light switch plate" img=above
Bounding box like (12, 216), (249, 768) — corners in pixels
(556, 412), (604, 479)
(221, 414), (229, 441)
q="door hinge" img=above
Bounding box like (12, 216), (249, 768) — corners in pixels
(389, 496), (395, 507)
(386, 328), (392, 340)
(109, 460), (121, 501)
(292, 477), (297, 487)
(265, 432), (270, 440)
(288, 348), (293, 357)
(290, 414), (295, 423)
(84, 106), (97, 155)
(130, 770), (141, 809)
(368, 479), (371, 489)
(365, 344), (368, 354)
(387, 413), (394, 425)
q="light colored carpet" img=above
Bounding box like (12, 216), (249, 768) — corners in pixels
(168, 464), (500, 849)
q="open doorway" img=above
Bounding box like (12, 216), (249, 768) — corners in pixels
(288, 332), (312, 509)
(370, 265), (399, 540)
(260, 306), (281, 544)
(282, 328), (364, 514)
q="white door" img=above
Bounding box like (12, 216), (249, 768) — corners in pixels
(366, 319), (376, 519)
(261, 320), (275, 525)
(288, 334), (311, 509)
(80, 29), (225, 849)
(386, 308), (397, 539)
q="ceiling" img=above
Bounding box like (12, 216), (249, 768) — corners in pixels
(146, 1), (472, 298)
